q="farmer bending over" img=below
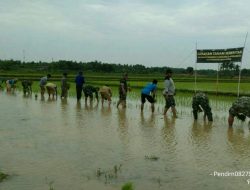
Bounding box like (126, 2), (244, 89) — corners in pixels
(46, 82), (57, 99)
(192, 91), (213, 122)
(141, 79), (158, 113)
(228, 96), (250, 127)
(83, 85), (99, 104)
(99, 85), (112, 107)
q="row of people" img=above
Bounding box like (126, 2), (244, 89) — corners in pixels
(1, 70), (249, 127)
(39, 73), (113, 107)
(135, 69), (249, 128)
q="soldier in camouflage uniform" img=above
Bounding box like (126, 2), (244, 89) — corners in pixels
(192, 91), (213, 122)
(83, 85), (99, 104)
(228, 96), (250, 127)
(21, 80), (32, 95)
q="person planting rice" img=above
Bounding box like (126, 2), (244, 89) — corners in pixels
(117, 73), (129, 108)
(192, 91), (213, 122)
(40, 74), (51, 97)
(83, 85), (99, 104)
(46, 82), (57, 99)
(21, 80), (32, 95)
(61, 73), (70, 99)
(99, 85), (112, 107)
(228, 96), (250, 127)
(163, 69), (177, 117)
(6, 78), (18, 92)
(141, 79), (158, 113)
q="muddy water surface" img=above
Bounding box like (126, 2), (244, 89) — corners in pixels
(0, 92), (250, 190)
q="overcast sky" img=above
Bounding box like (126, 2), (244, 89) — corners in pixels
(0, 0), (249, 69)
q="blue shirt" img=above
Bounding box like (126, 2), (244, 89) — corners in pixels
(141, 83), (157, 95)
(75, 75), (85, 86)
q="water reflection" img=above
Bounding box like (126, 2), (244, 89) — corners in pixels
(227, 127), (250, 156)
(60, 98), (69, 126)
(76, 101), (82, 111)
(163, 116), (176, 128)
(117, 109), (129, 144)
(6, 90), (17, 96)
(2, 93), (250, 190)
(75, 102), (83, 127)
(101, 106), (112, 117)
(117, 109), (128, 128)
(22, 94), (32, 99)
(47, 96), (57, 102)
(40, 95), (45, 102)
(60, 98), (68, 110)
(140, 112), (156, 128)
(191, 120), (213, 144)
(84, 101), (98, 112)
(161, 116), (177, 148)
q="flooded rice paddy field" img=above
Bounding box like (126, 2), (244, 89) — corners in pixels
(0, 92), (250, 190)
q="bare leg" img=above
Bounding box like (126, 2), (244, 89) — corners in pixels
(163, 107), (169, 115)
(116, 100), (121, 108)
(228, 114), (234, 127)
(122, 100), (126, 108)
(151, 103), (155, 113)
(41, 87), (45, 97)
(171, 106), (177, 118)
(90, 97), (93, 105)
(107, 96), (111, 107)
(141, 103), (144, 112)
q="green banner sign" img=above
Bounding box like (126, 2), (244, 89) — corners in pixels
(197, 47), (244, 63)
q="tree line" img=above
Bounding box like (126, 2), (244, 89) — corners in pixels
(0, 59), (249, 77)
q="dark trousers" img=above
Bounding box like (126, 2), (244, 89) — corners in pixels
(192, 102), (213, 121)
(76, 85), (83, 100)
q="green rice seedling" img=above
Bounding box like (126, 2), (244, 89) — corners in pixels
(0, 172), (9, 182)
(121, 182), (134, 190)
(145, 155), (159, 161)
(96, 164), (123, 184)
(45, 177), (55, 190)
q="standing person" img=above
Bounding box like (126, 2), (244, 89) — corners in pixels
(141, 79), (158, 113)
(99, 85), (112, 107)
(163, 69), (177, 117)
(40, 74), (51, 97)
(228, 96), (250, 127)
(75, 71), (85, 101)
(117, 73), (128, 108)
(192, 91), (213, 122)
(61, 73), (69, 99)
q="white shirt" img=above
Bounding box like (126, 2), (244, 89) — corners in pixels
(164, 78), (175, 95)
